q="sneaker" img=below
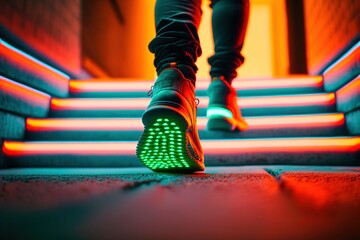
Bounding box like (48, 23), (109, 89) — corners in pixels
(136, 67), (205, 173)
(206, 77), (248, 131)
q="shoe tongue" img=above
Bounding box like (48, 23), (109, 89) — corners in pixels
(212, 76), (233, 86)
(153, 68), (195, 95)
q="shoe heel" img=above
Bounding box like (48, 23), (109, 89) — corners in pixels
(142, 105), (189, 129)
(207, 117), (235, 131)
(137, 105), (204, 172)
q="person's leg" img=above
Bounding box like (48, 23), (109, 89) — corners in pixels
(206, 0), (250, 131)
(137, 0), (205, 173)
(209, 0), (250, 83)
(148, 0), (203, 84)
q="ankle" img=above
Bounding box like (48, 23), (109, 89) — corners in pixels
(211, 75), (233, 85)
(211, 76), (234, 86)
(157, 62), (196, 86)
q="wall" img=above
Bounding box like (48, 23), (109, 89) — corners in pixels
(82, 0), (289, 80)
(0, 0), (82, 76)
(303, 0), (360, 75)
(197, 0), (289, 80)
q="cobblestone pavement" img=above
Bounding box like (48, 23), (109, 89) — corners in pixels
(0, 166), (359, 240)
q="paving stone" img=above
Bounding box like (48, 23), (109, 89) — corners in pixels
(0, 167), (359, 239)
(277, 169), (360, 211)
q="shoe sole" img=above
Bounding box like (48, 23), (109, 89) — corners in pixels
(207, 117), (249, 131)
(136, 106), (205, 173)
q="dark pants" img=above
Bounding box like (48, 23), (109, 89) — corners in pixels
(149, 0), (250, 82)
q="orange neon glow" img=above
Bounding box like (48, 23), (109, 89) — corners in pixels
(69, 76), (322, 93)
(51, 93), (335, 111)
(2, 141), (136, 156)
(199, 113), (344, 129)
(198, 93), (335, 108)
(0, 76), (50, 104)
(336, 75), (360, 101)
(323, 42), (360, 77)
(3, 137), (360, 157)
(27, 113), (344, 132)
(70, 80), (152, 92)
(0, 43), (69, 85)
(50, 98), (147, 110)
(244, 113), (344, 129)
(202, 137), (360, 154)
(197, 76), (323, 90)
(26, 118), (143, 131)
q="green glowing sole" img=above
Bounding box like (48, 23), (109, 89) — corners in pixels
(136, 107), (204, 173)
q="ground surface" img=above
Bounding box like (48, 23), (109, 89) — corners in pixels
(0, 166), (360, 240)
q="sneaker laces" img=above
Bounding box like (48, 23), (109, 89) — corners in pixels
(147, 85), (154, 97)
(195, 98), (200, 108)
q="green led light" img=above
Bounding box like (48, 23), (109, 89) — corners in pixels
(138, 118), (199, 172)
(207, 106), (233, 119)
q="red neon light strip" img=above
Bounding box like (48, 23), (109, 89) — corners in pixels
(198, 93), (335, 108)
(336, 75), (360, 99)
(26, 118), (143, 131)
(197, 76), (323, 90)
(26, 113), (344, 132)
(3, 137), (360, 157)
(0, 76), (51, 104)
(51, 93), (335, 111)
(51, 98), (148, 110)
(202, 137), (360, 154)
(0, 43), (69, 84)
(2, 141), (136, 156)
(69, 76), (323, 93)
(70, 80), (153, 92)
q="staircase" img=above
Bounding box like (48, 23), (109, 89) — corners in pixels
(2, 74), (360, 167)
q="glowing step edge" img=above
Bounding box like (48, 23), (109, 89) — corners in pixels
(3, 137), (360, 156)
(27, 113), (345, 131)
(0, 38), (70, 80)
(70, 76), (323, 93)
(51, 93), (335, 110)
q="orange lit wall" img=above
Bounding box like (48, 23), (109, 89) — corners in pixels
(112, 0), (156, 79)
(122, 0), (288, 80)
(303, 0), (360, 74)
(0, 0), (81, 75)
(196, 0), (289, 80)
(82, 0), (156, 79)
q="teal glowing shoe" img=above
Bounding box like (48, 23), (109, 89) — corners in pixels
(136, 67), (205, 173)
(207, 76), (248, 131)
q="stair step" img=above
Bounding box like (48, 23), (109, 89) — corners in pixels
(26, 113), (346, 140)
(0, 76), (51, 118)
(70, 76), (323, 97)
(3, 137), (360, 167)
(0, 39), (70, 97)
(50, 93), (336, 117)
